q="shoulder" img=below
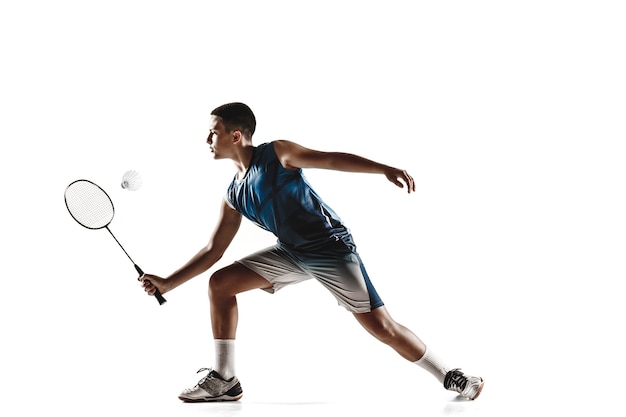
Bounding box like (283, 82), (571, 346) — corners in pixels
(271, 139), (294, 152)
(272, 140), (327, 170)
(271, 140), (306, 170)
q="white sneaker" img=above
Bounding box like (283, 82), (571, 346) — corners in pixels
(178, 368), (243, 402)
(443, 368), (484, 400)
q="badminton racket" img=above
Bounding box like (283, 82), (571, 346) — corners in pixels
(64, 179), (167, 305)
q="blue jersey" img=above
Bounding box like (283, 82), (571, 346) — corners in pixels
(226, 142), (355, 255)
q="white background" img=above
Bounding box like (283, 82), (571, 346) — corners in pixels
(1, 1), (625, 416)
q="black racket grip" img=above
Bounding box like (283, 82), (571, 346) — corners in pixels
(135, 264), (167, 305)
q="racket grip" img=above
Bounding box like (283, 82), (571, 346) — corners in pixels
(154, 288), (167, 305)
(135, 264), (168, 305)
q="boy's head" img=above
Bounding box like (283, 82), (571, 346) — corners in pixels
(210, 102), (256, 139)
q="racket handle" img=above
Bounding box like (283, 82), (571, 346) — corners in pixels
(154, 288), (167, 305)
(135, 264), (168, 305)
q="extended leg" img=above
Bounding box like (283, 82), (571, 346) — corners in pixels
(353, 306), (484, 400)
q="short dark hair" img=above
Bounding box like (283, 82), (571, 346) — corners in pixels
(210, 102), (256, 139)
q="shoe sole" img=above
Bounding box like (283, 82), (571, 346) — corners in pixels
(179, 393), (243, 403)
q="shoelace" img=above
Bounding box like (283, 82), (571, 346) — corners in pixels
(195, 367), (213, 385)
(443, 368), (467, 392)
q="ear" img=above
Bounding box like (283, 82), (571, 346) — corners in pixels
(232, 130), (242, 143)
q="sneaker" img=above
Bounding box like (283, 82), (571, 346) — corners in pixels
(178, 368), (243, 402)
(443, 368), (484, 400)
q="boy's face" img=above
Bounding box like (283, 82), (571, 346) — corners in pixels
(206, 116), (235, 159)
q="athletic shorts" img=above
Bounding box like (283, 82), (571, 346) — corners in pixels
(236, 244), (384, 313)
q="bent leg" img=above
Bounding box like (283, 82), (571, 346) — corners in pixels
(209, 262), (272, 339)
(353, 306), (427, 362)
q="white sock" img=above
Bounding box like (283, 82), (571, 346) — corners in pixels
(414, 347), (449, 384)
(214, 339), (236, 380)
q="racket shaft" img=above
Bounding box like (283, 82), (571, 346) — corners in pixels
(107, 227), (167, 305)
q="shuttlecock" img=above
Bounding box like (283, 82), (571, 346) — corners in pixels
(121, 170), (143, 191)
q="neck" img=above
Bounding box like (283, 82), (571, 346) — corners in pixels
(232, 144), (255, 179)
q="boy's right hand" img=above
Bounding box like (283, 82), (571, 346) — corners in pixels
(139, 274), (169, 296)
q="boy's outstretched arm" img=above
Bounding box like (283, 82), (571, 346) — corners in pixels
(140, 199), (242, 296)
(273, 139), (415, 193)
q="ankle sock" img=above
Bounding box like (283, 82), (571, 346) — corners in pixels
(414, 347), (449, 384)
(214, 339), (235, 380)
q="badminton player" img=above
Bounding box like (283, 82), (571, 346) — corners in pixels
(140, 102), (484, 402)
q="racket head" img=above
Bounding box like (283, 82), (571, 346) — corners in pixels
(64, 179), (115, 229)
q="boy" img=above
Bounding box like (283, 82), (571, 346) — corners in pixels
(140, 102), (483, 402)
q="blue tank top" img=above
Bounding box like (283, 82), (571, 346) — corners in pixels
(226, 142), (355, 255)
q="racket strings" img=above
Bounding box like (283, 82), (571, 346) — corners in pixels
(65, 181), (114, 229)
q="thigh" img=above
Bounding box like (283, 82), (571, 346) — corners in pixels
(305, 253), (384, 313)
(212, 262), (274, 294)
(236, 245), (313, 294)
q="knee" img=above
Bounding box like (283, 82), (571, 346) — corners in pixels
(208, 269), (232, 299)
(367, 317), (399, 343)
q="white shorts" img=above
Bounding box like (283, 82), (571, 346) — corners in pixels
(236, 245), (384, 313)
